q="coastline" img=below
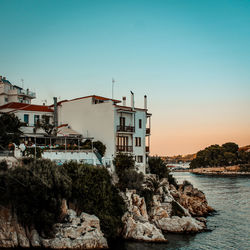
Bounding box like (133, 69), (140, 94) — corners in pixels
(173, 165), (250, 176)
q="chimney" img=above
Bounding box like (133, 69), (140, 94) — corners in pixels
(144, 95), (147, 109)
(122, 96), (126, 106)
(130, 91), (134, 110)
(53, 97), (58, 127)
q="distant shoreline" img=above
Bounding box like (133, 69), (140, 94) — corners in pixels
(172, 165), (250, 176)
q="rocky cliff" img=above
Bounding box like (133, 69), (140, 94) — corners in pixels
(0, 203), (108, 249)
(0, 179), (213, 248)
(122, 178), (212, 238)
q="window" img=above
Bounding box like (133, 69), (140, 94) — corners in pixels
(136, 156), (143, 163)
(34, 115), (40, 125)
(135, 137), (141, 147)
(24, 114), (29, 124)
(120, 117), (125, 127)
(139, 119), (142, 129)
(4, 97), (8, 103)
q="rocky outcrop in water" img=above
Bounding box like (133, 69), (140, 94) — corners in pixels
(121, 190), (167, 242)
(0, 204), (108, 249)
(121, 178), (209, 239)
(170, 182), (214, 217)
(146, 179), (206, 233)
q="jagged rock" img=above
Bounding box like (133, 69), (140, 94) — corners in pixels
(30, 229), (41, 247)
(42, 209), (108, 249)
(176, 183), (214, 217)
(122, 190), (167, 242)
(154, 216), (205, 233)
(0, 206), (30, 248)
(0, 205), (108, 249)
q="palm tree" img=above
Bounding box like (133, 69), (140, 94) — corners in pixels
(143, 175), (168, 195)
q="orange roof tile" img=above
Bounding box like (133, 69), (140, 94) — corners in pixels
(0, 102), (53, 112)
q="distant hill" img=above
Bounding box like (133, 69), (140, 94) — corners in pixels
(161, 144), (250, 164)
(239, 145), (250, 152)
(161, 153), (196, 164)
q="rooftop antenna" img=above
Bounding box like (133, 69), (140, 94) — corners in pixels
(21, 79), (24, 89)
(112, 78), (116, 99)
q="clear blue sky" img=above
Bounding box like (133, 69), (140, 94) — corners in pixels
(1, 0), (250, 155)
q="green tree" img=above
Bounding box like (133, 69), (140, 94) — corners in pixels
(0, 159), (71, 236)
(222, 142), (239, 154)
(148, 156), (177, 187)
(93, 140), (106, 157)
(113, 153), (135, 175)
(62, 161), (125, 238)
(113, 153), (144, 192)
(0, 113), (23, 149)
(34, 115), (56, 135)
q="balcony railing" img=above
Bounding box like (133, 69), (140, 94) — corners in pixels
(18, 89), (36, 98)
(116, 145), (133, 152)
(117, 125), (135, 133)
(146, 128), (150, 135)
(145, 146), (150, 153)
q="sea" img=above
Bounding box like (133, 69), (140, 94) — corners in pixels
(111, 172), (250, 250)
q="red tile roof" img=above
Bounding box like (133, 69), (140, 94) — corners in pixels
(0, 102), (53, 112)
(49, 95), (121, 107)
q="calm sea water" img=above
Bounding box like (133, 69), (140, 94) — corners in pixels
(111, 172), (250, 250)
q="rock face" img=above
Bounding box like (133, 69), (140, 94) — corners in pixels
(171, 182), (214, 217)
(0, 205), (31, 248)
(154, 216), (205, 233)
(42, 210), (108, 249)
(145, 180), (206, 233)
(0, 204), (108, 249)
(121, 190), (167, 242)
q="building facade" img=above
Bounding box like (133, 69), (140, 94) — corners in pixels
(0, 76), (36, 106)
(57, 94), (151, 173)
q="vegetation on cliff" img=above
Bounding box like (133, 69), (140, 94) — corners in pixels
(0, 159), (125, 239)
(0, 113), (23, 149)
(190, 142), (250, 169)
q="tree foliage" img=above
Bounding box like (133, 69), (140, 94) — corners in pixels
(0, 159), (71, 235)
(0, 160), (125, 239)
(34, 115), (56, 135)
(148, 156), (177, 187)
(190, 142), (250, 168)
(0, 113), (23, 149)
(62, 161), (125, 238)
(113, 153), (144, 192)
(93, 140), (106, 157)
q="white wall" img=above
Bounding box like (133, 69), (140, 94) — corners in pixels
(42, 150), (101, 165)
(58, 98), (115, 169)
(133, 110), (147, 173)
(0, 108), (53, 126)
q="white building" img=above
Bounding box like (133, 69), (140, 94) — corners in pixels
(0, 76), (36, 105)
(56, 94), (151, 173)
(0, 102), (54, 137)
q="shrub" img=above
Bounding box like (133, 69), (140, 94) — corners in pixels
(0, 159), (71, 236)
(62, 161), (126, 239)
(118, 169), (144, 192)
(148, 156), (178, 187)
(93, 141), (106, 157)
(25, 147), (44, 158)
(0, 160), (8, 172)
(239, 164), (250, 172)
(113, 153), (135, 175)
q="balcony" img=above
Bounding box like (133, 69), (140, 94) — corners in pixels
(145, 146), (150, 153)
(117, 125), (135, 133)
(116, 145), (133, 152)
(19, 89), (36, 98)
